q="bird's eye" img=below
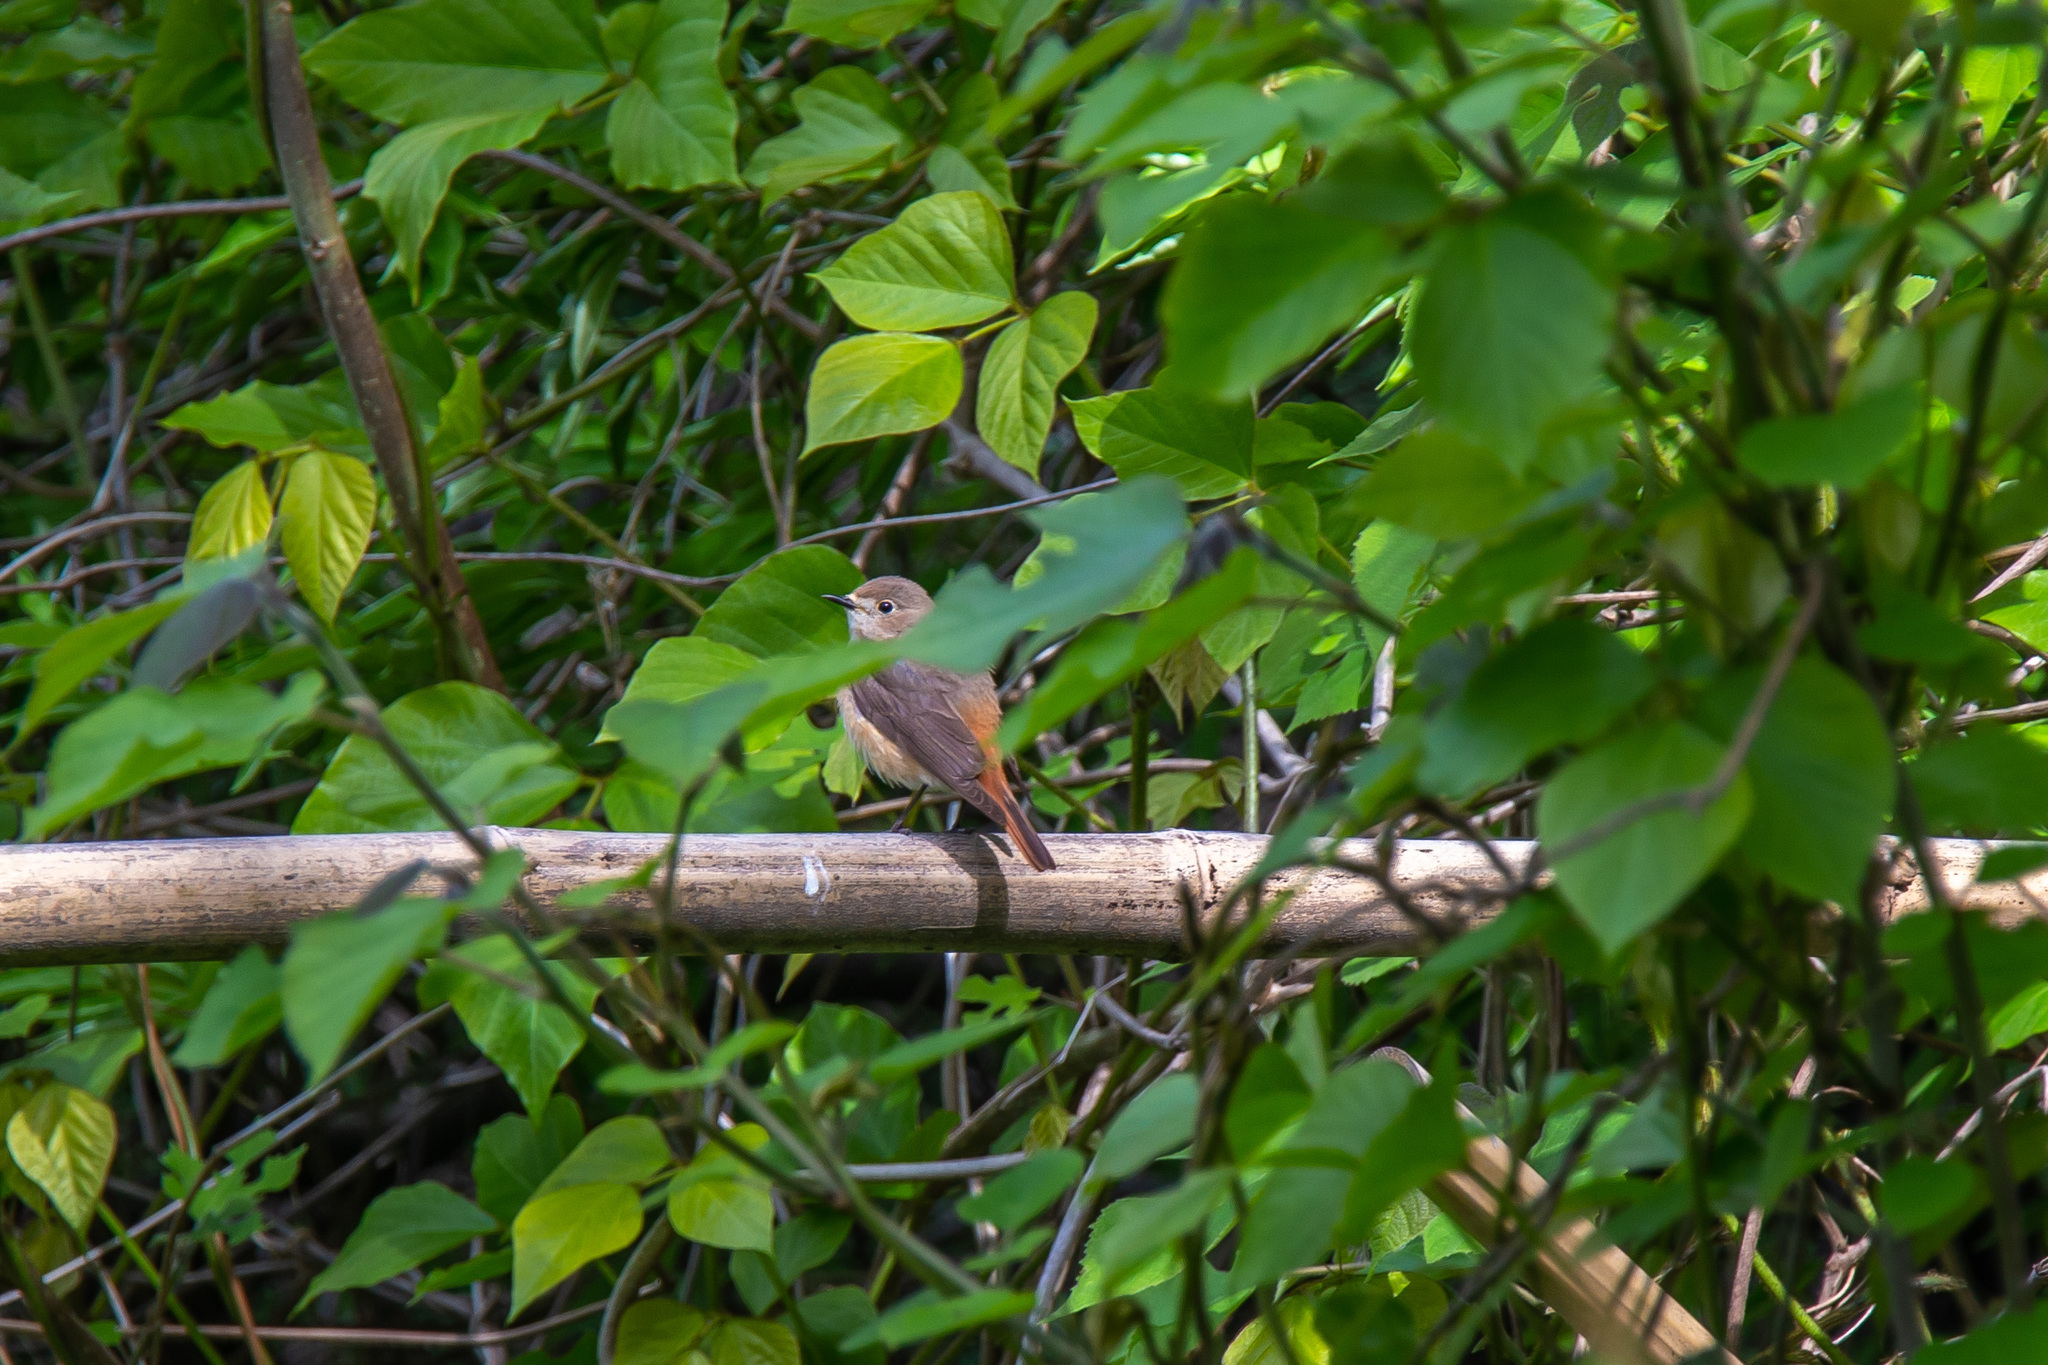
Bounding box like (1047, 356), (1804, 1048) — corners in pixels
(878, 601), (895, 614)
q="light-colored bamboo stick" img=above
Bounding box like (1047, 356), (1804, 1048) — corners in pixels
(0, 831), (2033, 965)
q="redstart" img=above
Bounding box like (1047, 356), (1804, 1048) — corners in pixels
(823, 578), (1056, 871)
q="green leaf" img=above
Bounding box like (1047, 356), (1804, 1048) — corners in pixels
(421, 358), (487, 468)
(5, 1082), (114, 1234)
(535, 1115), (672, 1194)
(473, 1096), (583, 1224)
(976, 291), (1096, 475)
(802, 334), (963, 454)
(998, 548), (1260, 745)
(510, 1181), (642, 1317)
(1912, 728), (2048, 835)
(17, 596), (185, 740)
(1879, 1156), (1979, 1235)
(1357, 428), (1533, 539)
(172, 947), (281, 1067)
(1223, 1043), (1311, 1163)
(164, 375), (364, 454)
(615, 1301), (713, 1365)
(1736, 384), (1919, 489)
(1808, 0), (1907, 52)
(1164, 196), (1395, 399)
(668, 1174), (774, 1250)
(814, 192), (1014, 331)
(848, 1289), (1035, 1349)
(364, 108), (550, 285)
(1094, 1073), (1197, 1181)
(292, 681), (580, 834)
(305, 0), (608, 126)
(1914, 1305), (2048, 1364)
(696, 546), (863, 657)
(283, 897), (454, 1081)
(298, 1183), (497, 1310)
(26, 675), (325, 840)
(1409, 194), (1614, 472)
(1537, 721), (1753, 954)
(781, 0), (931, 48)
(1965, 44), (2036, 138)
(186, 459), (273, 563)
(1990, 982), (2048, 1050)
(278, 448), (377, 623)
(926, 141), (1015, 209)
(956, 1149), (1085, 1231)
(1418, 619), (1654, 798)
(1068, 384), (1252, 499)
(868, 1009), (1041, 1084)
(1698, 657), (1893, 908)
(706, 1318), (801, 1365)
(447, 969), (587, 1117)
(606, 0), (738, 190)
(145, 116), (268, 196)
(744, 67), (910, 205)
(1089, 1167), (1233, 1289)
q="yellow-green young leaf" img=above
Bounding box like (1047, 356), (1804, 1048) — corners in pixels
(280, 449), (377, 623)
(5, 1083), (116, 1234)
(668, 1174), (773, 1250)
(615, 1300), (713, 1365)
(510, 1182), (642, 1318)
(186, 460), (273, 563)
(812, 191), (1015, 331)
(976, 291), (1096, 475)
(802, 334), (962, 454)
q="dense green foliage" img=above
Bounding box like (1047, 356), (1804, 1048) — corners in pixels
(14, 0), (2048, 1360)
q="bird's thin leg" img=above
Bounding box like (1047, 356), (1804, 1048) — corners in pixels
(890, 785), (929, 832)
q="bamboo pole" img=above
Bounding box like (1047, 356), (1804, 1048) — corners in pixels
(0, 831), (2033, 966)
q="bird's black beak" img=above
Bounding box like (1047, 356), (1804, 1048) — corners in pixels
(821, 594), (856, 609)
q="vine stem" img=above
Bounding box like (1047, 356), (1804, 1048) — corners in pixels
(257, 0), (501, 690)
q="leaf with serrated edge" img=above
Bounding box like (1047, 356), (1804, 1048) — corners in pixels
(280, 449), (377, 624)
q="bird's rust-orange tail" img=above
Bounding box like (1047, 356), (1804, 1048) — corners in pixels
(978, 768), (1055, 871)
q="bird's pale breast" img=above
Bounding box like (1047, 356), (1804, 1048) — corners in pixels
(837, 687), (940, 790)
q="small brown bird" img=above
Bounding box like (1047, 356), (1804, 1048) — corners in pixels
(824, 577), (1056, 871)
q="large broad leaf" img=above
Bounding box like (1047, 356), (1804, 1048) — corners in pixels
(1537, 721), (1752, 954)
(292, 681), (580, 834)
(1699, 657), (1893, 908)
(145, 116), (268, 195)
(26, 676), (325, 840)
(606, 0), (737, 190)
(1409, 193), (1614, 472)
(781, 0), (932, 48)
(696, 546), (862, 657)
(744, 68), (910, 206)
(536, 1115), (673, 1194)
(433, 936), (601, 1116)
(1418, 619), (1654, 798)
(802, 334), (962, 454)
(173, 947), (282, 1067)
(5, 1082), (115, 1234)
(1912, 728), (2048, 835)
(304, 0), (609, 126)
(813, 191), (1015, 331)
(297, 1183), (497, 1309)
(17, 596), (186, 740)
(976, 291), (1097, 475)
(283, 897), (454, 1081)
(511, 1182), (642, 1317)
(473, 1097), (583, 1224)
(363, 108), (550, 284)
(185, 460), (273, 563)
(1356, 428), (1534, 539)
(1736, 384), (1920, 489)
(164, 375), (364, 454)
(1068, 384), (1253, 499)
(278, 448), (377, 623)
(1163, 196), (1396, 399)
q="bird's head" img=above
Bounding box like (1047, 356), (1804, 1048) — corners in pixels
(824, 576), (933, 641)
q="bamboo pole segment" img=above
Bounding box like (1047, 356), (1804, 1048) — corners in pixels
(0, 831), (2037, 966)
(1373, 1048), (1736, 1365)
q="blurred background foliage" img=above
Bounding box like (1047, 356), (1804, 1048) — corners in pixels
(9, 0), (2048, 1359)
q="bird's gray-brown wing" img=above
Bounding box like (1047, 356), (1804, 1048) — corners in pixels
(847, 662), (1004, 820)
